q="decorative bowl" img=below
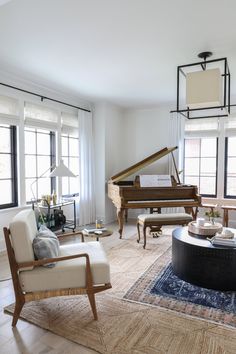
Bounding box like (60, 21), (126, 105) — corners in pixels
(188, 221), (223, 237)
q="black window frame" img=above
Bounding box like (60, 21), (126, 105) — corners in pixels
(24, 128), (56, 203)
(0, 125), (18, 209)
(224, 137), (236, 198)
(183, 137), (218, 198)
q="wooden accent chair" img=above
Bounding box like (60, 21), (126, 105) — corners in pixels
(3, 209), (111, 326)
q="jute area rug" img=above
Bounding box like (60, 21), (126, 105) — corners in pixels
(5, 229), (236, 354)
(0, 253), (11, 281)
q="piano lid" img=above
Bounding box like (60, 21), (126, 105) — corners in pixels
(110, 146), (178, 183)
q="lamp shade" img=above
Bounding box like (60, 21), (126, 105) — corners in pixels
(186, 68), (222, 109)
(49, 160), (76, 177)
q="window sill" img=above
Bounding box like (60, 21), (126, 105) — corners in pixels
(202, 197), (236, 206)
(0, 205), (30, 214)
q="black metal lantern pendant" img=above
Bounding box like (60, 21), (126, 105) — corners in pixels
(171, 52), (231, 119)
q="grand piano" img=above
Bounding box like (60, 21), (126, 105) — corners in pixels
(108, 146), (201, 238)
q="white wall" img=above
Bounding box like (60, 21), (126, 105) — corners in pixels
(93, 103), (106, 222)
(105, 104), (125, 223)
(121, 105), (172, 217)
(93, 102), (125, 224)
(123, 105), (172, 172)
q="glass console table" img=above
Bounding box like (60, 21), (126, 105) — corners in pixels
(32, 199), (76, 233)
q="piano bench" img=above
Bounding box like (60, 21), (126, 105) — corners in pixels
(137, 213), (193, 249)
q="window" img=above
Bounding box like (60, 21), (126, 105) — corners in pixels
(184, 137), (218, 197)
(24, 128), (56, 202)
(225, 137), (236, 198)
(61, 133), (79, 196)
(0, 124), (18, 208)
(0, 95), (80, 210)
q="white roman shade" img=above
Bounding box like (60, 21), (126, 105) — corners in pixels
(0, 95), (20, 126)
(185, 117), (219, 137)
(61, 111), (78, 136)
(24, 102), (59, 131)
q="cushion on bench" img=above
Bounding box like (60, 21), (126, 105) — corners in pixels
(138, 213), (193, 223)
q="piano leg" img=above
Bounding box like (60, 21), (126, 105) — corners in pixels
(117, 208), (125, 239)
(192, 207), (198, 220)
(125, 209), (128, 222)
(184, 207), (197, 220)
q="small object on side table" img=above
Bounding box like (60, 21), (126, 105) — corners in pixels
(188, 220), (223, 237)
(82, 229), (113, 242)
(95, 218), (103, 229)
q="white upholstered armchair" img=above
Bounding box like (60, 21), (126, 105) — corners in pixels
(3, 209), (111, 326)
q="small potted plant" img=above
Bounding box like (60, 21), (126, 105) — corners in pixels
(205, 209), (221, 225)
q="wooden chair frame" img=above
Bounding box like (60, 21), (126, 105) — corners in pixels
(3, 227), (112, 326)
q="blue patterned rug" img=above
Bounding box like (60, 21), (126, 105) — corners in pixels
(151, 263), (236, 313)
(124, 247), (236, 327)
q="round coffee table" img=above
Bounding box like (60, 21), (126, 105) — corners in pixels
(82, 229), (113, 242)
(172, 226), (236, 291)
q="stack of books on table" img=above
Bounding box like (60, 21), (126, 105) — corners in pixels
(83, 227), (107, 234)
(209, 230), (236, 247)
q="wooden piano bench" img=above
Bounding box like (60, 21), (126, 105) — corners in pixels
(137, 213), (193, 249)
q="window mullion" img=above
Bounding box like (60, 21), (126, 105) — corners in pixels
(217, 117), (225, 199)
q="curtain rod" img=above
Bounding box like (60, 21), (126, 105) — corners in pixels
(0, 82), (91, 113)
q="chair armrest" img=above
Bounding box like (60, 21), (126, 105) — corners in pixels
(17, 253), (89, 269)
(57, 231), (83, 241)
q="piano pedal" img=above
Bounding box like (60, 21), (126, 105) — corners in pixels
(151, 231), (162, 238)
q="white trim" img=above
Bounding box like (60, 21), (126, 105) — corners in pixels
(185, 130), (218, 138)
(0, 112), (20, 125)
(24, 117), (59, 131)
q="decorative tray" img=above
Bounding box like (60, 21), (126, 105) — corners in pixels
(188, 221), (223, 237)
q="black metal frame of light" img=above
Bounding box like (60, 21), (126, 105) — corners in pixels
(170, 56), (233, 119)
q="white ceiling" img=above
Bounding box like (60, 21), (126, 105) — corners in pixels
(0, 0), (236, 108)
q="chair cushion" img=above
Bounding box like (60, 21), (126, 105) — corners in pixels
(10, 209), (37, 270)
(33, 226), (60, 268)
(19, 241), (110, 292)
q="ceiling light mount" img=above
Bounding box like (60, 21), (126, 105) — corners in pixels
(198, 51), (213, 61)
(171, 52), (231, 119)
(198, 52), (213, 70)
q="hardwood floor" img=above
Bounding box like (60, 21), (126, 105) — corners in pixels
(0, 221), (136, 354)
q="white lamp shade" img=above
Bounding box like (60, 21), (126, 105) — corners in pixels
(49, 160), (76, 177)
(186, 68), (222, 109)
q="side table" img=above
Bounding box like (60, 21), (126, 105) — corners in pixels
(82, 229), (113, 242)
(221, 205), (236, 227)
(172, 226), (236, 291)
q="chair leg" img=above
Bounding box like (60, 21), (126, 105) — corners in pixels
(87, 291), (98, 320)
(143, 225), (147, 249)
(137, 222), (141, 243)
(12, 298), (25, 327)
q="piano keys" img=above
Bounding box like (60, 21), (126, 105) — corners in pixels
(108, 146), (201, 238)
